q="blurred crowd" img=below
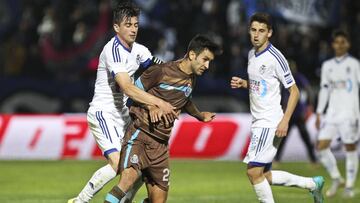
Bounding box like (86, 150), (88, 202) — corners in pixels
(0, 0), (359, 112)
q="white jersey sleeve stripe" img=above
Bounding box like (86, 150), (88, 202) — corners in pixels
(270, 47), (289, 72)
(112, 41), (121, 63)
(268, 47), (288, 73)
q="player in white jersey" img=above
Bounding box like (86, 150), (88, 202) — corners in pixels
(315, 30), (360, 198)
(231, 12), (324, 203)
(68, 3), (176, 203)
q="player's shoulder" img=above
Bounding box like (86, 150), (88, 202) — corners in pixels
(132, 42), (150, 53)
(346, 55), (360, 64)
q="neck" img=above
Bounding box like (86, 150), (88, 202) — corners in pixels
(178, 58), (192, 75)
(117, 35), (132, 49)
(255, 41), (269, 53)
(335, 52), (347, 58)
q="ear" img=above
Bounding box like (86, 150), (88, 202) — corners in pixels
(267, 29), (273, 38)
(113, 24), (120, 33)
(189, 50), (196, 61)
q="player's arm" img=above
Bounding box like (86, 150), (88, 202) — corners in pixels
(115, 73), (176, 116)
(276, 84), (300, 137)
(315, 64), (330, 130)
(183, 100), (216, 122)
(230, 76), (248, 89)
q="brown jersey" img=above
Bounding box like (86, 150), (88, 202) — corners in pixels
(129, 61), (195, 141)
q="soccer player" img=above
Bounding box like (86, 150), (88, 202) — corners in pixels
(68, 2), (177, 203)
(230, 12), (324, 203)
(103, 34), (222, 203)
(315, 30), (360, 198)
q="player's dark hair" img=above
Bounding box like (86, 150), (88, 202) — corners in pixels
(187, 34), (222, 56)
(331, 29), (350, 42)
(113, 2), (140, 24)
(250, 12), (272, 30)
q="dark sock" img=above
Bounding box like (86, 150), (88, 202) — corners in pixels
(104, 186), (126, 203)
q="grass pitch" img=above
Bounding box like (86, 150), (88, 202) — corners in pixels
(0, 159), (358, 203)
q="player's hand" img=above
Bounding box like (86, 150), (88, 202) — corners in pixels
(315, 113), (321, 130)
(200, 112), (216, 122)
(156, 100), (178, 120)
(275, 119), (289, 137)
(231, 76), (248, 89)
(148, 105), (163, 123)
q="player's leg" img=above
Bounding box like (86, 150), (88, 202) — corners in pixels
(244, 128), (276, 203)
(69, 111), (126, 203)
(146, 183), (168, 203)
(316, 124), (343, 197)
(105, 167), (140, 203)
(104, 126), (147, 203)
(247, 165), (274, 203)
(341, 120), (359, 198)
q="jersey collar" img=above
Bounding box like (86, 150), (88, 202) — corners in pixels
(255, 43), (272, 57)
(115, 35), (132, 53)
(334, 53), (348, 64)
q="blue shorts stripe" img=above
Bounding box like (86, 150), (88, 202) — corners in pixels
(255, 128), (265, 155)
(104, 148), (118, 158)
(96, 111), (108, 139)
(105, 193), (120, 203)
(100, 112), (112, 143)
(114, 126), (120, 137)
(124, 129), (140, 168)
(261, 128), (269, 149)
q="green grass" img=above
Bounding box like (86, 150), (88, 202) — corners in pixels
(0, 160), (359, 203)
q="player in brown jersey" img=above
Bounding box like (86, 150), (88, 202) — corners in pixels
(104, 34), (222, 203)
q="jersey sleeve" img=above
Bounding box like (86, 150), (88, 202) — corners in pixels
(355, 59), (360, 85)
(104, 43), (129, 76)
(138, 45), (154, 69)
(134, 65), (163, 91)
(274, 57), (295, 88)
(316, 62), (330, 114)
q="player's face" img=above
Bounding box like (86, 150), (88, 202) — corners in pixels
(190, 48), (215, 76)
(332, 36), (350, 57)
(249, 21), (272, 50)
(113, 16), (139, 46)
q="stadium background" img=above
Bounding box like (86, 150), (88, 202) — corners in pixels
(0, 0), (359, 202)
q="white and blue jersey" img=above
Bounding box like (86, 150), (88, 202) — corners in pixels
(247, 43), (295, 128)
(89, 35), (153, 112)
(316, 54), (360, 123)
(88, 35), (153, 157)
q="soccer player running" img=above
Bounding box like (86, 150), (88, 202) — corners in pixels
(230, 12), (324, 203)
(315, 30), (360, 198)
(68, 2), (177, 203)
(103, 34), (222, 203)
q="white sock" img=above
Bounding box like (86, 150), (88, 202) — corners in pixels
(318, 148), (341, 179)
(120, 176), (144, 203)
(253, 179), (274, 203)
(78, 164), (116, 202)
(271, 170), (316, 190)
(345, 150), (359, 188)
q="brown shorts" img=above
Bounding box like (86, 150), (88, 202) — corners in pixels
(120, 123), (170, 191)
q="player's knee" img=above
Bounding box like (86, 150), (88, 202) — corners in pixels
(246, 168), (262, 183)
(316, 140), (330, 151)
(107, 153), (120, 172)
(344, 144), (357, 151)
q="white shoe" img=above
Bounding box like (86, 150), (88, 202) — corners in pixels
(325, 178), (345, 197)
(68, 197), (82, 203)
(343, 188), (355, 198)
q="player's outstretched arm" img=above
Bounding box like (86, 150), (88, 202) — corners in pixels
(115, 72), (177, 117)
(184, 100), (216, 122)
(230, 76), (248, 89)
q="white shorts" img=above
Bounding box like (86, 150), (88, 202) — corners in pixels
(87, 108), (131, 157)
(243, 128), (281, 169)
(318, 119), (359, 144)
